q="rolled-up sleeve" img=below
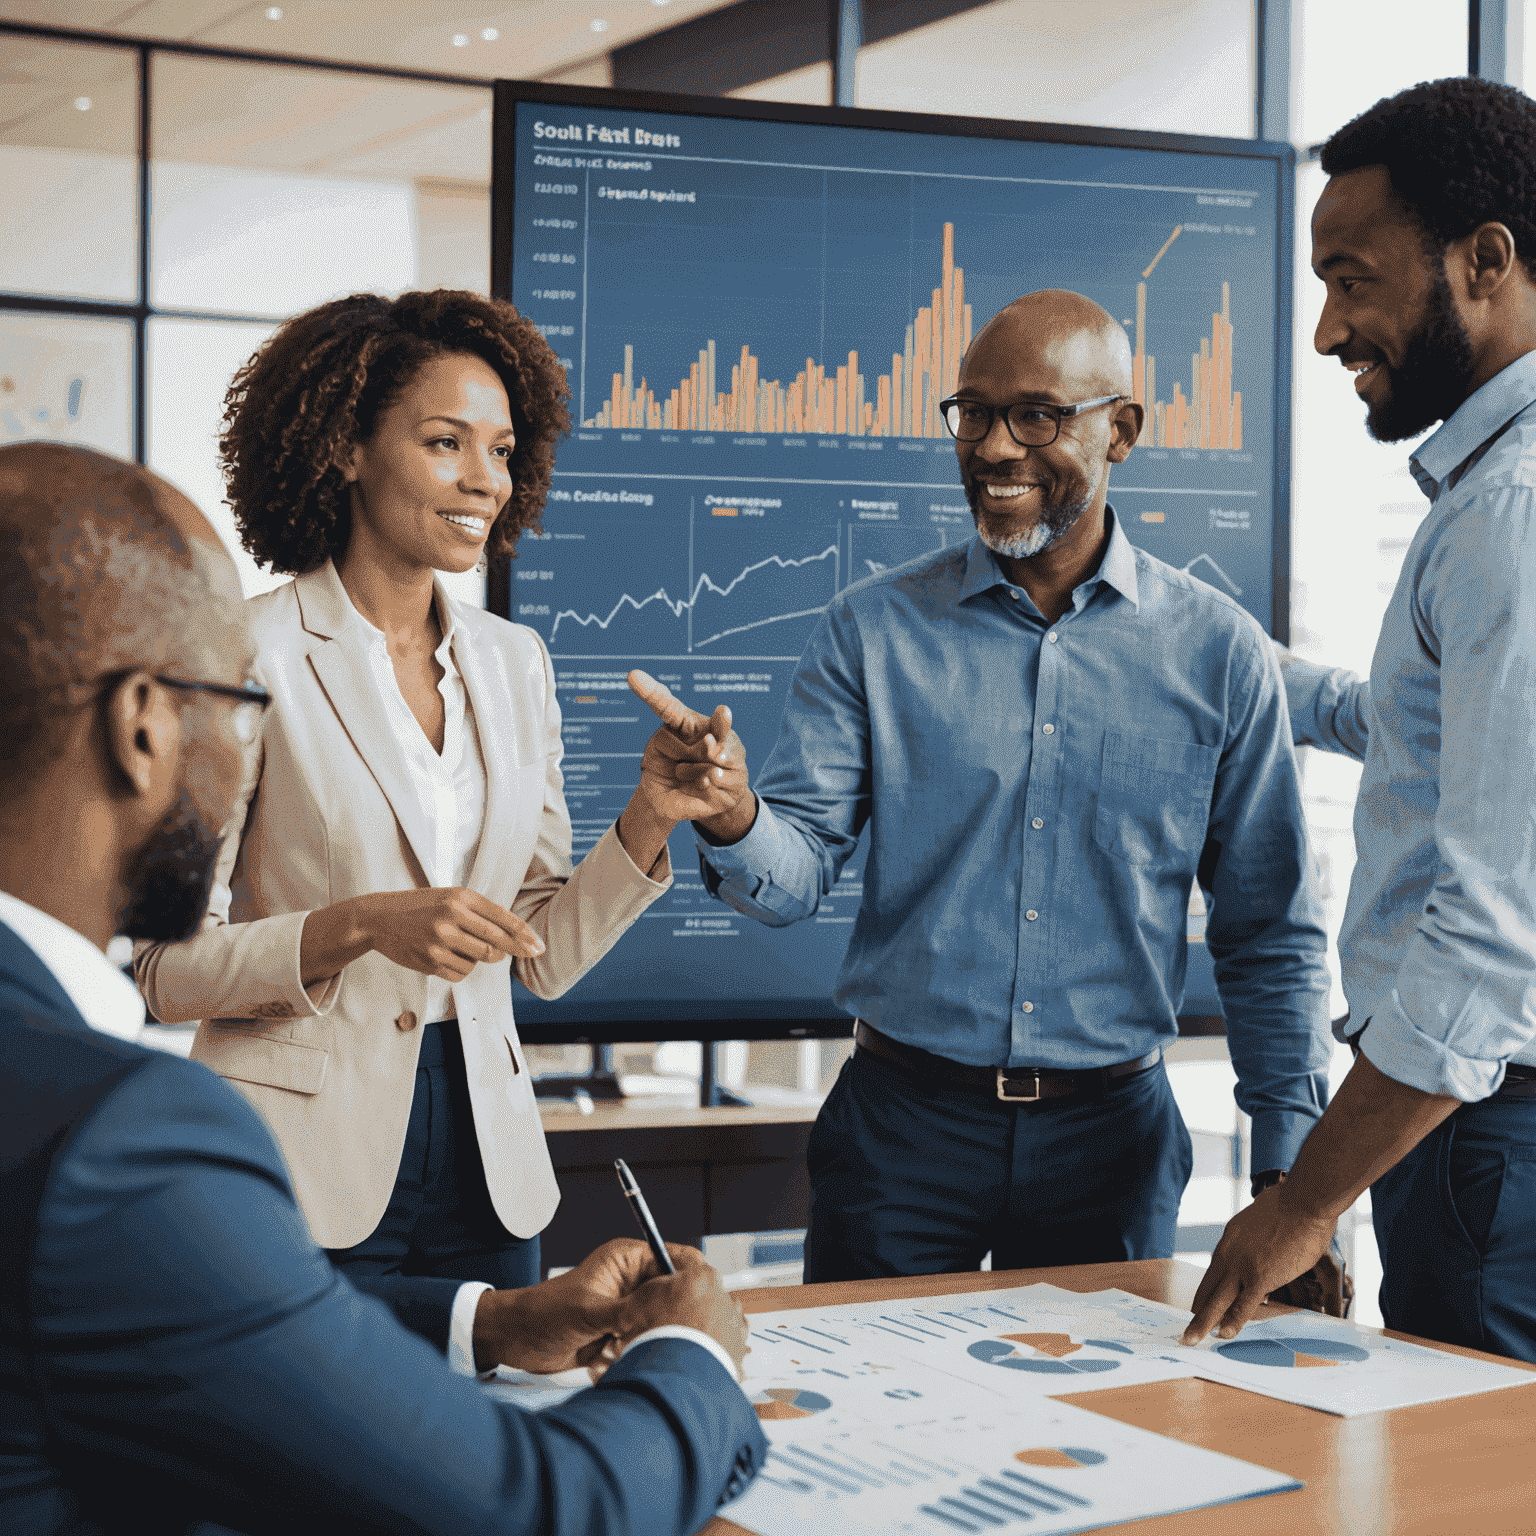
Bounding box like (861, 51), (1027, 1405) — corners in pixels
(1203, 634), (1332, 1173)
(1362, 485), (1536, 1101)
(696, 603), (871, 924)
(1276, 646), (1371, 762)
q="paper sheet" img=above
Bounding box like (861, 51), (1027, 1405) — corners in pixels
(479, 1362), (589, 1410)
(726, 1361), (1297, 1536)
(743, 1283), (1199, 1399)
(1076, 1288), (1536, 1417)
(1003, 1285), (1536, 1418)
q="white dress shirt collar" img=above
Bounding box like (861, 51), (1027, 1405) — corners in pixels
(0, 890), (145, 1041)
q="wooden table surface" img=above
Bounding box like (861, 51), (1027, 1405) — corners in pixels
(708, 1259), (1536, 1536)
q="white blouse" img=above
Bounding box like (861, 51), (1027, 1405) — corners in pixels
(345, 586), (488, 1026)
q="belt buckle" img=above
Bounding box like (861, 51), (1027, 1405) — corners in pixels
(997, 1069), (1042, 1103)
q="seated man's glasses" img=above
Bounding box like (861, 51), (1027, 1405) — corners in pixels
(939, 394), (1124, 447)
(55, 670), (274, 746)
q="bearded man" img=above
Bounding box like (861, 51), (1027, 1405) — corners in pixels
(693, 290), (1337, 1290)
(1189, 77), (1536, 1365)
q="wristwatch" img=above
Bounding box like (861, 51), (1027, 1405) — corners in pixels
(1251, 1167), (1285, 1198)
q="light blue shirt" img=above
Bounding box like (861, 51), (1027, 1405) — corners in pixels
(1337, 351), (1536, 1099)
(1279, 650), (1370, 762)
(698, 513), (1331, 1173)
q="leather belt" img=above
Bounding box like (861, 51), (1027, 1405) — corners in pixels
(1499, 1063), (1536, 1097)
(854, 1022), (1161, 1104)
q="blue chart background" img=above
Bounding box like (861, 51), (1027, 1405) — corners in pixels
(505, 97), (1281, 1027)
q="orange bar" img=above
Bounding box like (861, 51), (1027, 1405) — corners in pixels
(1231, 391), (1242, 450)
(1211, 314), (1224, 448)
(947, 267), (958, 392)
(1223, 316), (1234, 448)
(941, 224), (954, 401)
(963, 302), (972, 356)
(847, 351), (858, 435)
(611, 373), (622, 429)
(913, 310), (930, 437)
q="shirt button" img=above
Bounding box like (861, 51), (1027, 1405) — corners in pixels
(395, 1011), (418, 1032)
(1022, 1001), (1035, 1014)
(1031, 817), (1044, 829)
(1041, 723), (1055, 735)
(1047, 631), (1059, 643)
(1025, 910), (1038, 921)
(1009, 589), (1020, 600)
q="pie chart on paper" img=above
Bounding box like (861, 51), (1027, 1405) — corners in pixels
(1215, 1337), (1372, 1369)
(967, 1333), (1124, 1375)
(751, 1387), (833, 1420)
(1014, 1447), (1109, 1469)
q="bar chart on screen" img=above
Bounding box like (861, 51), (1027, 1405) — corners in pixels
(504, 92), (1284, 1025)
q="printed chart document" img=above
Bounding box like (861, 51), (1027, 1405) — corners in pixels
(727, 1284), (1295, 1534)
(1024, 1286), (1536, 1418)
(745, 1283), (1198, 1398)
(727, 1365), (1297, 1536)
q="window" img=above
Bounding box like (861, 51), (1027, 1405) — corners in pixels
(0, 37), (138, 302)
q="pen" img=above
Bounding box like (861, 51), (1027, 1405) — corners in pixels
(614, 1158), (676, 1275)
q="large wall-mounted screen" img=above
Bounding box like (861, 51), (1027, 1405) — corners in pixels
(492, 83), (1293, 1034)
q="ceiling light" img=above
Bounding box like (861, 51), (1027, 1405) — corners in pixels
(653, 0), (671, 6)
(481, 27), (499, 41)
(591, 18), (609, 32)
(265, 6), (282, 18)
(452, 33), (469, 46)
(73, 96), (91, 111)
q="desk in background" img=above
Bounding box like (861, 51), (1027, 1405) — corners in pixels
(538, 1101), (816, 1275)
(709, 1259), (1536, 1536)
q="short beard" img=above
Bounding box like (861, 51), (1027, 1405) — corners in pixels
(968, 464), (1102, 561)
(1366, 261), (1477, 443)
(118, 788), (224, 943)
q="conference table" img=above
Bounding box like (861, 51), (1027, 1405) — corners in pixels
(706, 1259), (1536, 1536)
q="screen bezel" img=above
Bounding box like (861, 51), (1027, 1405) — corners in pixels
(491, 79), (1295, 1044)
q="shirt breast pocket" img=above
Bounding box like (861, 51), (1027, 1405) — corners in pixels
(1093, 731), (1219, 869)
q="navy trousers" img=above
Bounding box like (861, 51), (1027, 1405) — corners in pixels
(327, 1021), (540, 1289)
(804, 1045), (1192, 1282)
(1371, 1093), (1536, 1363)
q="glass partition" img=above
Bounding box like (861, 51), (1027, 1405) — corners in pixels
(0, 37), (139, 302)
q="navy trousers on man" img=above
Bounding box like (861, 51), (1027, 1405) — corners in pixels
(328, 1020), (540, 1290)
(804, 1046), (1192, 1282)
(1371, 1094), (1536, 1363)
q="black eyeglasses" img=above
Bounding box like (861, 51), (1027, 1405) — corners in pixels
(62, 670), (273, 745)
(153, 675), (273, 743)
(938, 393), (1124, 446)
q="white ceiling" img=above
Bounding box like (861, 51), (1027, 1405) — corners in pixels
(0, 2), (743, 180)
(0, 1), (735, 81)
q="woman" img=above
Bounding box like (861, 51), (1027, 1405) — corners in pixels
(136, 289), (748, 1293)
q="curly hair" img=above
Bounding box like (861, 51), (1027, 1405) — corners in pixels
(220, 290), (571, 575)
(1321, 76), (1536, 279)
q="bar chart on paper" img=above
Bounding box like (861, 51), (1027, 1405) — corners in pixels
(503, 93), (1284, 1024)
(726, 1285), (1295, 1536)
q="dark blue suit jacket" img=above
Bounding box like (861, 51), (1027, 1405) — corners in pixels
(0, 921), (765, 1535)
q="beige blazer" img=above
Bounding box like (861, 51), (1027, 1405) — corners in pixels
(136, 561), (670, 1249)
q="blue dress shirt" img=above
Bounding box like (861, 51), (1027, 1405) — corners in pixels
(1338, 350), (1536, 1099)
(1279, 650), (1370, 762)
(699, 511), (1331, 1173)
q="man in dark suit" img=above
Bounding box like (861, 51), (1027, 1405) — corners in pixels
(0, 442), (765, 1535)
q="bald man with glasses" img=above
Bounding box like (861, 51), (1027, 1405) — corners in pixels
(694, 290), (1343, 1307)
